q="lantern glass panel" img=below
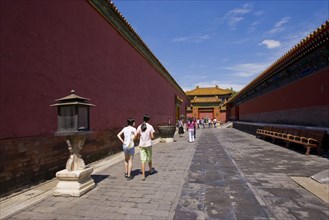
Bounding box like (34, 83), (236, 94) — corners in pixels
(78, 106), (89, 130)
(58, 106), (77, 131)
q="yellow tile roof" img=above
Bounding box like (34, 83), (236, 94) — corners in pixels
(186, 85), (232, 96)
(191, 96), (221, 103)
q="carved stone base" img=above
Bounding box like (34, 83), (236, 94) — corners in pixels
(160, 137), (174, 143)
(54, 167), (95, 197)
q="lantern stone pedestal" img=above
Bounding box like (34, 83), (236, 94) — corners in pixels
(53, 134), (95, 197)
(158, 125), (176, 143)
(54, 167), (95, 197)
(51, 90), (96, 197)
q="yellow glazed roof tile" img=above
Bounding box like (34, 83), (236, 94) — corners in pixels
(191, 96), (221, 103)
(186, 85), (232, 96)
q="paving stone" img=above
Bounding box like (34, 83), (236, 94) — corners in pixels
(117, 207), (143, 215)
(2, 128), (328, 220)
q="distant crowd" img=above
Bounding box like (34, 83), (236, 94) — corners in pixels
(177, 117), (219, 143)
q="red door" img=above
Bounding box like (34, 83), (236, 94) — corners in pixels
(199, 111), (214, 119)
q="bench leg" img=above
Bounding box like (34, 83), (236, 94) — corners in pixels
(272, 138), (276, 143)
(305, 146), (310, 155)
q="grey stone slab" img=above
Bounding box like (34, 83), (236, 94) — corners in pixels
(311, 169), (329, 183)
(173, 130), (269, 220)
(173, 209), (199, 220)
(204, 187), (237, 219)
(3, 128), (329, 220)
(216, 128), (329, 220)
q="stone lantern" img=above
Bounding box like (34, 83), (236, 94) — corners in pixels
(50, 90), (96, 197)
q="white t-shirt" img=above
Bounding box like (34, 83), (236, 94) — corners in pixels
(137, 123), (155, 147)
(120, 126), (137, 146)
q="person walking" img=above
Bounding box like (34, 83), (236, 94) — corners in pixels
(117, 118), (137, 180)
(193, 117), (197, 139)
(208, 118), (212, 128)
(201, 118), (205, 129)
(187, 118), (195, 143)
(196, 118), (200, 129)
(137, 114), (156, 181)
(178, 118), (184, 137)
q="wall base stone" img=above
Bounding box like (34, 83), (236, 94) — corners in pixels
(0, 128), (122, 197)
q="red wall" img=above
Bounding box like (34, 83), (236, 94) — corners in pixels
(0, 0), (189, 139)
(234, 68), (329, 126)
(239, 68), (328, 115)
(199, 112), (213, 120)
(219, 112), (227, 123)
(0, 0), (189, 195)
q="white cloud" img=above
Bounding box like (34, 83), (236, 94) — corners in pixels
(247, 20), (261, 33)
(227, 17), (244, 27)
(172, 34), (211, 43)
(179, 62), (271, 92)
(218, 3), (253, 29)
(259, 39), (281, 49)
(275, 17), (290, 28)
(229, 3), (253, 15)
(268, 17), (290, 34)
(254, 10), (265, 16)
(223, 63), (268, 77)
(232, 37), (251, 44)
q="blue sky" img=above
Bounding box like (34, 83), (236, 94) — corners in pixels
(113, 0), (328, 92)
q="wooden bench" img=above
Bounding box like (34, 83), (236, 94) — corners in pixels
(256, 126), (326, 155)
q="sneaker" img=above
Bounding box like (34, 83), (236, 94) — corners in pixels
(126, 175), (133, 181)
(124, 172), (128, 178)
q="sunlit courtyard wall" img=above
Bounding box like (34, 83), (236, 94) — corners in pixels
(0, 0), (189, 195)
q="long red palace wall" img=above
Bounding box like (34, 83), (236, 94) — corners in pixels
(237, 68), (329, 127)
(219, 111), (227, 124)
(0, 1), (189, 195)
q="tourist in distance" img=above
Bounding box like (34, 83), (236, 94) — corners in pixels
(137, 114), (156, 181)
(208, 118), (212, 128)
(187, 118), (195, 143)
(193, 117), (197, 139)
(117, 118), (137, 180)
(201, 118), (205, 129)
(178, 118), (184, 137)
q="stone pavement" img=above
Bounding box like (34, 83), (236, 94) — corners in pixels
(1, 128), (329, 220)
